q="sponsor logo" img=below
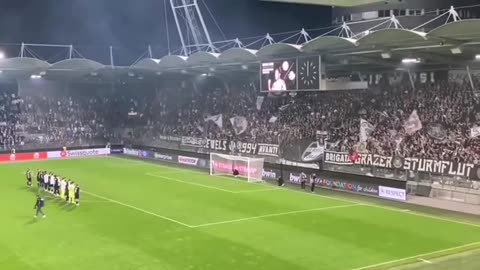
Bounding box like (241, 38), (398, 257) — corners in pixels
(262, 169), (277, 180)
(154, 153), (173, 161)
(9, 154), (15, 161)
(33, 152), (40, 160)
(289, 173), (301, 183)
(68, 149), (101, 158)
(301, 141), (325, 162)
(124, 148), (141, 156)
(48, 148), (111, 159)
(379, 186), (406, 201)
(110, 148), (124, 154)
(178, 156), (199, 166)
(356, 184), (379, 195)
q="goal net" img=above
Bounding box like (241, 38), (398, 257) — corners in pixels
(210, 153), (264, 183)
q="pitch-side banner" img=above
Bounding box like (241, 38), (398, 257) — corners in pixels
(0, 152), (47, 163)
(47, 148), (111, 159)
(181, 137), (279, 157)
(324, 150), (480, 180)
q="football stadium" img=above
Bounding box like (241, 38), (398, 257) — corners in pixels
(1, 0), (480, 269)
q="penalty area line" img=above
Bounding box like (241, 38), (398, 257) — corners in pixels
(351, 241), (480, 270)
(191, 203), (362, 228)
(145, 173), (236, 193)
(82, 190), (194, 228)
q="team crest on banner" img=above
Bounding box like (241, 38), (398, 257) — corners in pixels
(230, 116), (248, 135)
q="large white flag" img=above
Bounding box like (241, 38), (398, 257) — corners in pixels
(359, 119), (374, 143)
(205, 114), (223, 129)
(256, 96), (264, 110)
(404, 110), (422, 135)
(269, 116), (278, 123)
(230, 116), (248, 135)
(471, 126), (480, 138)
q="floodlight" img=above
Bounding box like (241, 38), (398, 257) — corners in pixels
(401, 58), (420, 64)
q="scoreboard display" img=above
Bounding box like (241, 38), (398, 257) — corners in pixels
(260, 56), (320, 92)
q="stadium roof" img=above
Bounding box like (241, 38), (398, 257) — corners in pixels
(261, 0), (383, 7)
(1, 20), (480, 80)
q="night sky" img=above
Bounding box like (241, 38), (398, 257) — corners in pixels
(0, 0), (331, 65)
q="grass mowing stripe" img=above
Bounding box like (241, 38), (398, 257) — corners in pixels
(234, 187), (281, 193)
(145, 173), (236, 193)
(147, 172), (280, 194)
(117, 156), (480, 230)
(282, 188), (480, 229)
(191, 203), (362, 228)
(351, 241), (480, 270)
(82, 190), (194, 228)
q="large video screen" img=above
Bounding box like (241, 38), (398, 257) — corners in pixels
(260, 56), (321, 92)
(261, 59), (297, 91)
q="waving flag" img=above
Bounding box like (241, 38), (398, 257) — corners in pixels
(404, 110), (422, 135)
(229, 116), (248, 135)
(205, 114), (223, 129)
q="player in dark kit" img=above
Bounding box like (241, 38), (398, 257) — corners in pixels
(54, 176), (60, 196)
(74, 185), (81, 206)
(310, 173), (317, 193)
(65, 181), (69, 202)
(26, 169), (32, 187)
(33, 195), (46, 218)
(36, 170), (42, 188)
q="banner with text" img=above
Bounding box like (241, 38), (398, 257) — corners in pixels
(181, 137), (279, 157)
(324, 150), (480, 181)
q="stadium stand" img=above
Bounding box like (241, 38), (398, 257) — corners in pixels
(2, 72), (479, 166)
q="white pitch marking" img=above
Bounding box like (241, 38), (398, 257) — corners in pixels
(192, 203), (362, 228)
(278, 188), (480, 229)
(82, 190), (194, 228)
(234, 187), (281, 194)
(145, 173), (236, 193)
(351, 241), (480, 270)
(118, 157), (480, 229)
(418, 258), (433, 264)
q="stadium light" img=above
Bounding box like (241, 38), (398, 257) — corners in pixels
(476, 54), (480, 60)
(401, 58), (421, 64)
(450, 47), (462, 55)
(241, 64), (248, 70)
(0, 51), (5, 59)
(381, 52), (391, 59)
(30, 74), (41, 79)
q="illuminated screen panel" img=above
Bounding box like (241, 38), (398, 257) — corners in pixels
(298, 56), (320, 90)
(260, 59), (297, 92)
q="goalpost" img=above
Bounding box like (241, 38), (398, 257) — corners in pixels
(209, 153), (264, 183)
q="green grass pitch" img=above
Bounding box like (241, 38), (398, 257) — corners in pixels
(1, 156), (480, 270)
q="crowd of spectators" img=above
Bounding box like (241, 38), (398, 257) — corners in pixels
(0, 72), (479, 165)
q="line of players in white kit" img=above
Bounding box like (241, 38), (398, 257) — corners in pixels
(26, 169), (81, 206)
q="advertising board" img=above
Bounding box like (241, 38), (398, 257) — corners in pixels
(47, 148), (111, 159)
